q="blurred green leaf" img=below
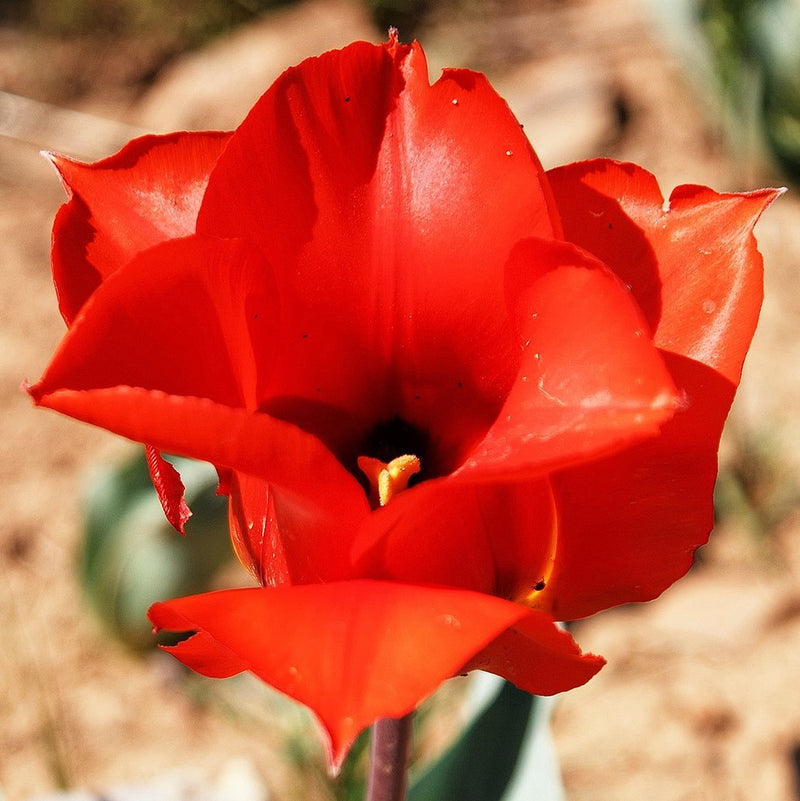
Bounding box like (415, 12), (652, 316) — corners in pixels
(697, 0), (800, 181)
(81, 450), (230, 649)
(408, 678), (535, 801)
(334, 729), (371, 801)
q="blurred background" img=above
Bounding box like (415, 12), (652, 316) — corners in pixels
(2, 0), (800, 799)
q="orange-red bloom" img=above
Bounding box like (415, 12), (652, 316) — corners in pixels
(29, 34), (778, 767)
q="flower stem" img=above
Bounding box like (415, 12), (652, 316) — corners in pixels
(365, 714), (414, 801)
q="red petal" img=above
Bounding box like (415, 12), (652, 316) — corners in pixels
(351, 477), (558, 601)
(146, 445), (191, 536)
(545, 353), (734, 620)
(465, 614), (605, 695)
(147, 599), (248, 678)
(33, 235), (276, 410)
(457, 238), (678, 481)
(539, 160), (779, 619)
(226, 471), (288, 585)
(30, 389), (367, 578)
(227, 470), (371, 586)
(352, 479), (495, 594)
(547, 159), (781, 383)
(48, 131), (231, 323)
(29, 235), (368, 558)
(147, 581), (599, 769)
(659, 183), (778, 383)
(197, 39), (560, 472)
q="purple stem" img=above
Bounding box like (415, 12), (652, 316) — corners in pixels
(365, 714), (414, 801)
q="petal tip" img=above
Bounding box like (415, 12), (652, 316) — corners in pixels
(23, 377), (44, 404)
(41, 150), (75, 195)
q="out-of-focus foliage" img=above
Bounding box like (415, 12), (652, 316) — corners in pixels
(409, 680), (535, 801)
(365, 0), (432, 36)
(0, 0), (290, 42)
(699, 0), (800, 182)
(0, 0), (437, 43)
(715, 426), (800, 541)
(81, 452), (230, 649)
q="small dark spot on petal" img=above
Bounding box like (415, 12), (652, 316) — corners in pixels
(607, 223), (614, 229)
(456, 380), (463, 389)
(344, 96), (351, 103)
(534, 580), (546, 592)
(414, 394), (421, 401)
(253, 313), (259, 319)
(301, 333), (309, 339)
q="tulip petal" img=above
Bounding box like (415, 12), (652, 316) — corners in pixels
(539, 161), (779, 619)
(48, 131), (231, 323)
(227, 469), (372, 586)
(32, 235), (276, 409)
(465, 616), (605, 696)
(659, 183), (780, 382)
(148, 581), (601, 769)
(226, 471), (288, 586)
(351, 477), (558, 602)
(198, 38), (560, 473)
(547, 159), (781, 382)
(544, 355), (731, 620)
(46, 229), (274, 539)
(32, 386), (368, 581)
(28, 235), (369, 564)
(457, 239), (678, 481)
(146, 445), (191, 536)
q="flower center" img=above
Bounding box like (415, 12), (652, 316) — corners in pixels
(357, 454), (421, 507)
(352, 416), (430, 505)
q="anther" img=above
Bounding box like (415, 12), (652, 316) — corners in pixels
(357, 454), (421, 507)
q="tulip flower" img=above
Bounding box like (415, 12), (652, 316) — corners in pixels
(29, 32), (778, 774)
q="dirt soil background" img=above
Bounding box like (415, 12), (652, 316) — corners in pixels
(2, 0), (800, 799)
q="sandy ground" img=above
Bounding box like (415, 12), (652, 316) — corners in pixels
(2, 0), (800, 799)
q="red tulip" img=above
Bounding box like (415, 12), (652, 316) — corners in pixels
(29, 34), (778, 768)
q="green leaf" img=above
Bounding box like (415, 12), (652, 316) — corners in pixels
(80, 450), (230, 649)
(408, 678), (535, 801)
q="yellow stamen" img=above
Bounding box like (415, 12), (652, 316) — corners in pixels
(357, 454), (421, 507)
